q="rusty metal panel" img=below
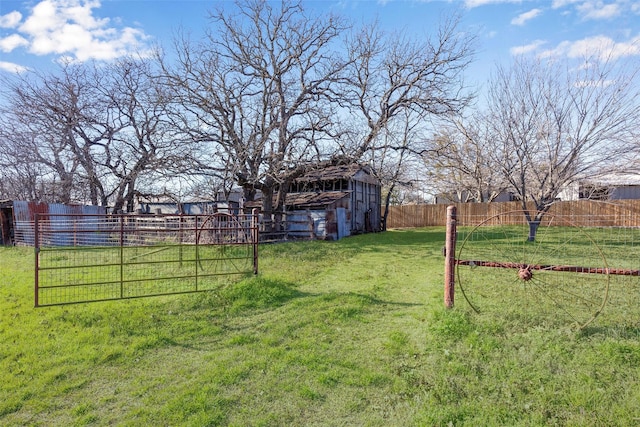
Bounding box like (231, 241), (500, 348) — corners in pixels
(12, 201), (107, 246)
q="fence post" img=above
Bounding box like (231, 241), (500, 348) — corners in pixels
(252, 208), (259, 274)
(119, 215), (124, 299)
(34, 213), (40, 307)
(444, 205), (457, 308)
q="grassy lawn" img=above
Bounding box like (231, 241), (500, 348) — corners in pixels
(2, 228), (640, 426)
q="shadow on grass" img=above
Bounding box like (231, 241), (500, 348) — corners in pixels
(319, 290), (422, 305)
(45, 273), (427, 356)
(220, 276), (308, 313)
(218, 277), (424, 315)
(578, 323), (640, 340)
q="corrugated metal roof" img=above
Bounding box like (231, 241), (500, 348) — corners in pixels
(285, 191), (349, 208)
(583, 173), (640, 186)
(293, 164), (373, 182)
(245, 191), (350, 210)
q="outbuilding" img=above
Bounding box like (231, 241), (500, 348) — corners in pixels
(284, 163), (382, 240)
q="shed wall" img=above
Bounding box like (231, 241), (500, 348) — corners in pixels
(350, 179), (381, 233)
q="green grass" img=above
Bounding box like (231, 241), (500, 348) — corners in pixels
(36, 244), (255, 305)
(2, 228), (640, 426)
(454, 224), (638, 330)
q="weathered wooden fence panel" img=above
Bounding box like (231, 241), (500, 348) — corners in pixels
(385, 200), (640, 228)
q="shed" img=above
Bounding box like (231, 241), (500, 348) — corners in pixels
(283, 191), (351, 240)
(286, 164), (382, 240)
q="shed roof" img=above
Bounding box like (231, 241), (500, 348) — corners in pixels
(581, 173), (640, 186)
(286, 191), (349, 208)
(293, 164), (374, 183)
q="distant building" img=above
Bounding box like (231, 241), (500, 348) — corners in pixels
(287, 163), (382, 239)
(577, 174), (640, 201)
(248, 163), (382, 240)
(136, 200), (239, 215)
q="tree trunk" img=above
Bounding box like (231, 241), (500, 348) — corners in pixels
(125, 178), (136, 213)
(381, 183), (396, 232)
(527, 220), (540, 242)
(261, 187), (274, 234)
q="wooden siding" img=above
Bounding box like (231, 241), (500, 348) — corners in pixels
(385, 200), (640, 228)
(351, 179), (381, 233)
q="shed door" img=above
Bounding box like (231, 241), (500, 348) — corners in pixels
(336, 207), (348, 240)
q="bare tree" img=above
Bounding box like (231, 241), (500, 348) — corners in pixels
(2, 0), (476, 225)
(0, 58), (189, 210)
(0, 67), (87, 203)
(160, 2), (475, 233)
(487, 54), (640, 240)
(341, 15), (475, 161)
(368, 109), (433, 229)
(159, 0), (350, 231)
(0, 139), (52, 201)
(94, 58), (189, 212)
(427, 114), (508, 203)
(337, 15), (475, 221)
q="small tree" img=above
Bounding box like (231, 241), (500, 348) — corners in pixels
(486, 54), (640, 240)
(427, 114), (508, 203)
(369, 109), (433, 230)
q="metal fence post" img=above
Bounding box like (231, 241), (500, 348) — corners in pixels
(252, 209), (259, 274)
(119, 215), (124, 299)
(34, 214), (40, 307)
(444, 205), (457, 308)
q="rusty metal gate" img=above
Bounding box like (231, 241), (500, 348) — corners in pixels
(34, 211), (259, 307)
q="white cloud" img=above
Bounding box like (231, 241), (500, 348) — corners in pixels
(574, 79), (615, 88)
(551, 0), (581, 9)
(2, 0), (150, 63)
(0, 11), (22, 28)
(464, 0), (522, 9)
(0, 34), (29, 52)
(510, 39), (546, 55)
(0, 61), (29, 73)
(576, 1), (621, 20)
(511, 8), (542, 25)
(552, 0), (627, 20)
(540, 34), (640, 61)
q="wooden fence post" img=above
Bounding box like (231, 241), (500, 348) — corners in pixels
(444, 205), (457, 308)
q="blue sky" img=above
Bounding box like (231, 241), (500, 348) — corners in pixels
(1, 0), (639, 89)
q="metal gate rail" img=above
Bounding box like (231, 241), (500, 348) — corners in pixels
(34, 211), (259, 306)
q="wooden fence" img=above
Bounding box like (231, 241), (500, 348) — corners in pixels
(385, 200), (640, 228)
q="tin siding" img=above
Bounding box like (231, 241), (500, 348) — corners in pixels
(12, 201), (107, 246)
